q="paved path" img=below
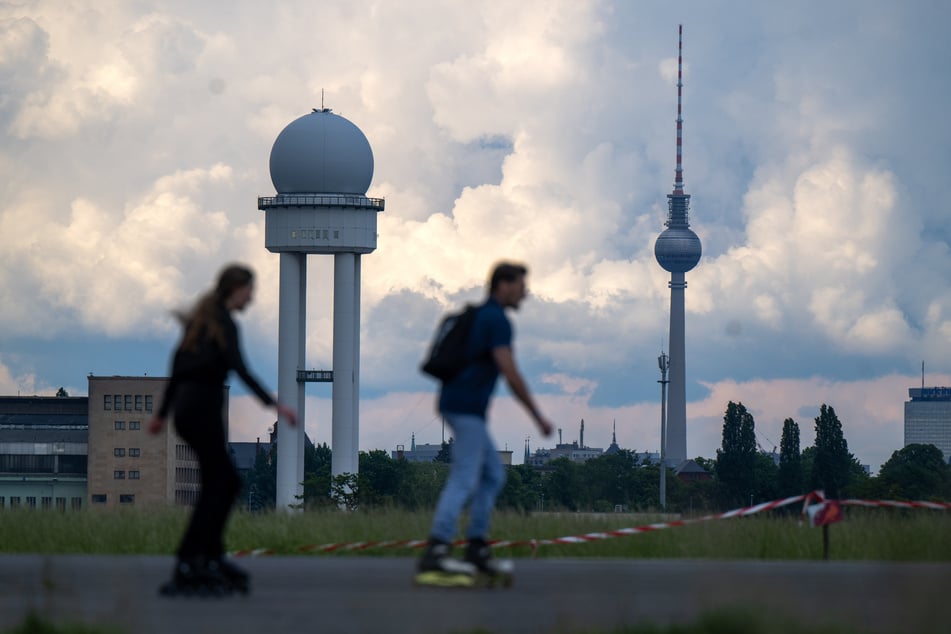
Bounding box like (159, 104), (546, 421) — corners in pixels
(1, 555), (947, 633)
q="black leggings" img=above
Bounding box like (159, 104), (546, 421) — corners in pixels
(173, 384), (241, 561)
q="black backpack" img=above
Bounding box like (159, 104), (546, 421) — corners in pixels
(420, 304), (480, 382)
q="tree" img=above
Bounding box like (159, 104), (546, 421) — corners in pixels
(715, 401), (757, 507)
(877, 444), (951, 501)
(752, 452), (779, 503)
(55, 387), (69, 398)
(810, 404), (852, 499)
(330, 473), (359, 510)
(777, 418), (803, 496)
(497, 463), (542, 511)
(302, 442), (333, 508)
(544, 457), (581, 511)
(244, 444), (276, 511)
(581, 450), (641, 511)
(397, 461), (449, 510)
(358, 449), (408, 507)
(434, 438), (453, 463)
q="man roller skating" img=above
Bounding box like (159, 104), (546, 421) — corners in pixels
(415, 261), (554, 588)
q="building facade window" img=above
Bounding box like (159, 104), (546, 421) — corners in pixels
(59, 454), (87, 475)
(115, 421), (125, 430)
(26, 496), (36, 508)
(41, 496), (52, 509)
(114, 448), (126, 457)
(129, 421), (141, 430)
(119, 494), (135, 504)
(113, 395), (122, 410)
(55, 497), (66, 511)
(124, 395), (132, 410)
(71, 497), (83, 510)
(129, 470), (140, 480)
(135, 395), (143, 410)
(0, 454), (55, 473)
(175, 444), (197, 461)
(145, 395), (153, 411)
(129, 448), (141, 457)
(104, 395), (111, 410)
(113, 470), (125, 480)
(0, 496), (4, 508)
(91, 494), (106, 504)
(10, 496), (20, 508)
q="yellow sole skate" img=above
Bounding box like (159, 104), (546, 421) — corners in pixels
(414, 570), (476, 588)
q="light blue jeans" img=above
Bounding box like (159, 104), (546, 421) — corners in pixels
(429, 412), (506, 543)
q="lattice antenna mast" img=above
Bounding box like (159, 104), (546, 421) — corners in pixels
(674, 24), (685, 195)
(667, 24), (691, 227)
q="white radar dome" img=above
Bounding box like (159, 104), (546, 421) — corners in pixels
(268, 110), (374, 195)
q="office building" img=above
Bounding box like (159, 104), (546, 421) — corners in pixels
(904, 387), (951, 463)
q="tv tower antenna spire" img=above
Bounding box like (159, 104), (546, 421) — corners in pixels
(674, 24), (685, 195)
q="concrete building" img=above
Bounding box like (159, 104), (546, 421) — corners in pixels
(523, 420), (671, 468)
(527, 420), (605, 466)
(392, 433), (512, 465)
(391, 436), (442, 463)
(0, 395), (88, 510)
(1, 377), (251, 512)
(904, 387), (951, 463)
(86, 375), (226, 509)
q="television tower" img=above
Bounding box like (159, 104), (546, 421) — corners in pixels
(653, 25), (702, 467)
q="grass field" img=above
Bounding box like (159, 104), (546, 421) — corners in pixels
(1, 505), (948, 561)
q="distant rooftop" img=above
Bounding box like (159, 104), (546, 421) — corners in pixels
(0, 396), (88, 427)
(908, 387), (951, 401)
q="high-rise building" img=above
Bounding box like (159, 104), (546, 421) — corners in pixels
(904, 387), (951, 463)
(653, 25), (702, 467)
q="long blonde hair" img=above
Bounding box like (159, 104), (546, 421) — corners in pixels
(176, 264), (253, 352)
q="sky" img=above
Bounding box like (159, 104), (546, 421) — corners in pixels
(2, 0), (951, 475)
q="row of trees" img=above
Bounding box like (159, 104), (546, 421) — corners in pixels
(243, 443), (685, 513)
(715, 402), (864, 507)
(715, 401), (951, 506)
(242, 402), (951, 513)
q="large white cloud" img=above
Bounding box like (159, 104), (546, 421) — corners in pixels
(0, 163), (248, 336)
(2, 1), (950, 474)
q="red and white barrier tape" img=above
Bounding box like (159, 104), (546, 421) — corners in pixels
(494, 493), (809, 554)
(231, 491), (949, 558)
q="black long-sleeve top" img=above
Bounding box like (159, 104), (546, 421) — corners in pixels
(157, 304), (275, 418)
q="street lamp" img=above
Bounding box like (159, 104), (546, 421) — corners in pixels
(658, 351), (670, 511)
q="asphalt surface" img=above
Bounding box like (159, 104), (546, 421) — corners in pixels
(1, 555), (948, 633)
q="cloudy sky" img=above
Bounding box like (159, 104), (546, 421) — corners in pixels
(2, 0), (950, 474)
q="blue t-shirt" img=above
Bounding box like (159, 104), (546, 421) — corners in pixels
(438, 297), (512, 418)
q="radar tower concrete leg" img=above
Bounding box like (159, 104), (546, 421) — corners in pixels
(276, 252), (306, 510)
(331, 253), (358, 498)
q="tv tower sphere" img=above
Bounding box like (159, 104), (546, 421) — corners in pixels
(655, 226), (701, 273)
(269, 109), (374, 195)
